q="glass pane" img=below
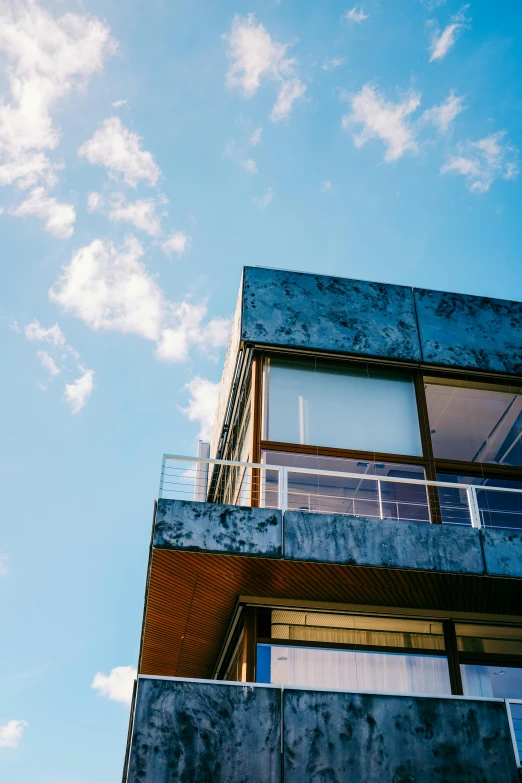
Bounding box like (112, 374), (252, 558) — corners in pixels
(263, 451), (429, 522)
(456, 623), (522, 656)
(257, 643), (451, 695)
(509, 703), (522, 763)
(437, 474), (522, 529)
(265, 359), (422, 456)
(425, 378), (522, 467)
(461, 664), (522, 699)
(271, 610), (445, 650)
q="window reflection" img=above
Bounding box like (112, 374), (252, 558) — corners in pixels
(437, 474), (522, 529)
(265, 358), (422, 456)
(262, 451), (429, 522)
(461, 664), (522, 700)
(425, 378), (522, 467)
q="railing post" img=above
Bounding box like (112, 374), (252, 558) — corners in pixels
(279, 466), (288, 512)
(466, 486), (482, 529)
(158, 454), (167, 499)
(377, 479), (384, 520)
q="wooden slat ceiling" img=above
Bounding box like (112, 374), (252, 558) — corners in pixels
(139, 549), (522, 680)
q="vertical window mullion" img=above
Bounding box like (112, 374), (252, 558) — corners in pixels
(414, 372), (443, 524)
(443, 620), (463, 695)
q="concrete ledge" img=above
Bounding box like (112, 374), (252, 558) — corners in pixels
(482, 528), (522, 578)
(154, 499), (282, 557)
(283, 689), (519, 783)
(127, 678), (281, 783)
(284, 511), (485, 574)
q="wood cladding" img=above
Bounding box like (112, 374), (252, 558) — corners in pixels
(139, 548), (522, 680)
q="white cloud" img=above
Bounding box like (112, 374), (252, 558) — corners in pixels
(37, 350), (60, 376)
(78, 117), (160, 187)
(253, 186), (273, 209)
(0, 1), (116, 191)
(50, 236), (229, 363)
(342, 84), (421, 162)
(25, 319), (66, 347)
(239, 158), (258, 174)
(223, 14), (306, 121)
(270, 78), (307, 123)
(0, 554), (8, 576)
(441, 131), (519, 193)
(112, 99), (127, 108)
(0, 720), (27, 748)
(108, 196), (163, 236)
(49, 236), (163, 340)
(10, 187), (75, 238)
(345, 6), (369, 23)
(87, 192), (103, 212)
(91, 665), (136, 706)
(64, 368), (94, 413)
(321, 56), (348, 71)
(156, 303), (230, 363)
(161, 230), (190, 257)
(181, 376), (220, 441)
(249, 127), (262, 146)
(420, 90), (465, 133)
(321, 180), (332, 192)
(429, 6), (470, 62)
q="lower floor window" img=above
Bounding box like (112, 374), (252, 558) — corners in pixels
(256, 644), (452, 695)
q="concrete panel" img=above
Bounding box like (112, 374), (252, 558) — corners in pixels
(482, 528), (522, 578)
(154, 499), (282, 557)
(242, 267), (422, 362)
(127, 678), (281, 783)
(284, 511), (485, 574)
(283, 689), (519, 783)
(414, 287), (522, 373)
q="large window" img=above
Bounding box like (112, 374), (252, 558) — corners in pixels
(263, 358), (422, 457)
(425, 378), (522, 467)
(256, 610), (451, 696)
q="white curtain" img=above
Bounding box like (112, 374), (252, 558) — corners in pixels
(269, 646), (452, 696)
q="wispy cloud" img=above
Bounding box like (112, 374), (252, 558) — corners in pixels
(92, 666), (136, 706)
(10, 187), (75, 239)
(321, 180), (332, 193)
(180, 376), (221, 441)
(249, 127), (262, 147)
(108, 195), (164, 237)
(0, 1), (116, 192)
(49, 236), (229, 363)
(342, 85), (421, 162)
(78, 117), (161, 187)
(0, 554), (9, 576)
(239, 158), (258, 174)
(161, 231), (190, 257)
(253, 186), (273, 210)
(0, 720), (27, 748)
(223, 14), (306, 122)
(64, 369), (95, 413)
(87, 192), (104, 213)
(25, 320), (66, 347)
(37, 350), (61, 376)
(420, 90), (465, 133)
(345, 7), (369, 23)
(429, 6), (470, 62)
(441, 131), (519, 192)
(321, 56), (348, 71)
(112, 99), (127, 108)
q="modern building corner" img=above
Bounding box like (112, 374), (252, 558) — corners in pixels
(123, 266), (522, 783)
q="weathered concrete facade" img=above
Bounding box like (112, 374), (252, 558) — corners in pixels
(125, 678), (519, 783)
(153, 499), (522, 580)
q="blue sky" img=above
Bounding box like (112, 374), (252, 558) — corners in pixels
(1, 0), (521, 780)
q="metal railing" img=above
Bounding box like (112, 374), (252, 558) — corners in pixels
(159, 454), (522, 530)
(507, 700), (522, 767)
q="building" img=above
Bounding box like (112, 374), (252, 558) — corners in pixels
(123, 266), (522, 783)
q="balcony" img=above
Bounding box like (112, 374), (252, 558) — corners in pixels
(124, 676), (521, 783)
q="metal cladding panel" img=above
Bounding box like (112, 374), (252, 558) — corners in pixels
(127, 678), (281, 783)
(284, 511), (485, 575)
(154, 498), (282, 557)
(283, 689), (519, 783)
(481, 528), (522, 578)
(241, 267), (422, 362)
(414, 287), (522, 373)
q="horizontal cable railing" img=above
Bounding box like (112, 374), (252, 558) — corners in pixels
(159, 454), (522, 530)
